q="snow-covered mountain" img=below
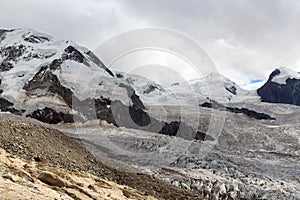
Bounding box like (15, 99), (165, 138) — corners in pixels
(111, 71), (199, 107)
(0, 28), (145, 123)
(116, 70), (259, 106)
(0, 28), (206, 140)
(257, 67), (300, 106)
(188, 72), (259, 103)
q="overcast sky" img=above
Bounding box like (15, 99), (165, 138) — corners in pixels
(1, 0), (300, 88)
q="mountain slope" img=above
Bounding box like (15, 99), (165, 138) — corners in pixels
(0, 117), (201, 200)
(0, 147), (157, 200)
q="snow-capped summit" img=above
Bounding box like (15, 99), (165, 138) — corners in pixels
(257, 67), (300, 106)
(113, 71), (167, 96)
(188, 72), (258, 103)
(270, 67), (300, 84)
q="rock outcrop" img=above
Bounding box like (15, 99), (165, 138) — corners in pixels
(200, 100), (275, 120)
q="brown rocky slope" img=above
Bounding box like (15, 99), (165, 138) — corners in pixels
(0, 118), (202, 200)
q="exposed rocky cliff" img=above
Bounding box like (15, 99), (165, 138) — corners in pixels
(257, 67), (300, 106)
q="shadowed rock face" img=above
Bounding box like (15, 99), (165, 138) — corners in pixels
(23, 66), (74, 107)
(24, 35), (50, 43)
(200, 101), (275, 120)
(75, 98), (208, 141)
(225, 85), (237, 95)
(27, 107), (74, 124)
(159, 121), (215, 141)
(0, 30), (6, 41)
(0, 29), (13, 42)
(0, 98), (24, 115)
(143, 84), (160, 94)
(62, 45), (86, 63)
(0, 61), (13, 72)
(0, 44), (26, 71)
(257, 69), (300, 106)
(0, 45), (26, 61)
(226, 107), (275, 120)
(86, 50), (115, 77)
(119, 83), (145, 110)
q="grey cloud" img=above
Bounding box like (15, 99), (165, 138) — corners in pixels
(1, 0), (300, 88)
(116, 0), (300, 86)
(0, 0), (146, 47)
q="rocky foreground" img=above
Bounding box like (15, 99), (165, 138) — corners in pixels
(0, 117), (201, 200)
(0, 147), (157, 200)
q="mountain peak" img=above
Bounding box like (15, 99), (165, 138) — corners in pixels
(258, 67), (300, 106)
(0, 28), (53, 45)
(270, 67), (300, 84)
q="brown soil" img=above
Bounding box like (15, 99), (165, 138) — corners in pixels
(0, 118), (202, 200)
